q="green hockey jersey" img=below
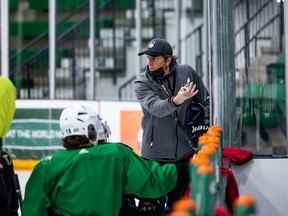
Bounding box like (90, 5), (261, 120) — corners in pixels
(22, 143), (177, 216)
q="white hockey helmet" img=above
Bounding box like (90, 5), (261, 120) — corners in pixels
(59, 105), (110, 143)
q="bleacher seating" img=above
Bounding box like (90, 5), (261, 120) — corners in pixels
(241, 59), (285, 128)
(11, 48), (74, 67)
(241, 83), (262, 127)
(29, 0), (89, 11)
(10, 21), (80, 39)
(10, 21), (48, 39)
(9, 0), (135, 99)
(76, 18), (114, 38)
(10, 0), (19, 11)
(261, 63), (285, 128)
(28, 0), (135, 11)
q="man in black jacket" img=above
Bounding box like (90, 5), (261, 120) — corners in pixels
(135, 38), (210, 211)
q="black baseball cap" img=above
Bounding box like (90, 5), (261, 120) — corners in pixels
(138, 38), (173, 57)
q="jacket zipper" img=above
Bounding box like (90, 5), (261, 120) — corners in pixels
(175, 112), (179, 159)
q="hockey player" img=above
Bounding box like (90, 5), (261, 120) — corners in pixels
(22, 105), (182, 216)
(0, 76), (20, 215)
(0, 76), (16, 145)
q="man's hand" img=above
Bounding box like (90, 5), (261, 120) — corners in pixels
(172, 82), (199, 105)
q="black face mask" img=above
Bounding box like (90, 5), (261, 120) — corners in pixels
(149, 67), (165, 83)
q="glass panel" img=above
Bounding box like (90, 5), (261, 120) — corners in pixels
(9, 0), (49, 99)
(54, 0), (90, 99)
(234, 0), (287, 156)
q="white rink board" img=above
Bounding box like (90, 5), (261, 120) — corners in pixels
(233, 158), (288, 216)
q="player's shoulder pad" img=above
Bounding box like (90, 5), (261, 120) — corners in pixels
(103, 142), (134, 152)
(116, 142), (134, 151)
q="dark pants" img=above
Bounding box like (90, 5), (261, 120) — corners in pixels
(0, 149), (20, 216)
(119, 195), (138, 216)
(159, 157), (191, 211)
(135, 156), (191, 215)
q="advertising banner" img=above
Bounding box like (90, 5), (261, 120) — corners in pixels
(4, 108), (63, 159)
